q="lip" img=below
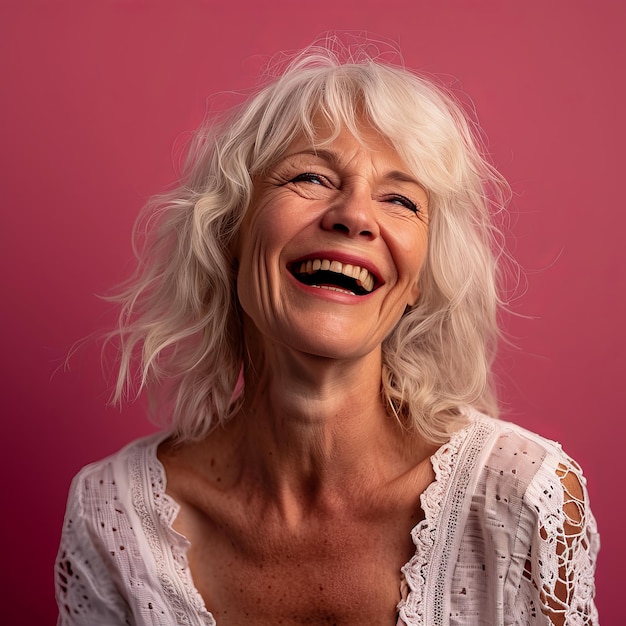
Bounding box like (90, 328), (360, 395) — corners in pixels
(286, 270), (377, 302)
(287, 250), (385, 286)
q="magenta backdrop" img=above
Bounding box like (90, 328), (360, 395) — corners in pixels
(1, 1), (623, 622)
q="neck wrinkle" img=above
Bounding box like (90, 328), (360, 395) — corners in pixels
(231, 348), (424, 515)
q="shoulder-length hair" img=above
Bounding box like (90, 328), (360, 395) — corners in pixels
(110, 45), (510, 444)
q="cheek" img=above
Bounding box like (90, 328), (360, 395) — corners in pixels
(407, 282), (421, 307)
(234, 215), (289, 322)
(237, 196), (294, 256)
(396, 231), (428, 306)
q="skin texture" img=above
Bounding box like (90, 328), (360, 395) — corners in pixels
(159, 122), (438, 625)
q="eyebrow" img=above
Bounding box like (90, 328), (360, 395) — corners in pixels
(280, 148), (425, 189)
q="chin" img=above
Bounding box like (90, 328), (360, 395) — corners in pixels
(277, 324), (382, 362)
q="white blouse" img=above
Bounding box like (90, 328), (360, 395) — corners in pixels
(55, 411), (600, 625)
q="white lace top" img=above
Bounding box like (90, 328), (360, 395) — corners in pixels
(55, 411), (600, 625)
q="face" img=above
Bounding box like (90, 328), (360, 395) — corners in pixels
(235, 119), (429, 362)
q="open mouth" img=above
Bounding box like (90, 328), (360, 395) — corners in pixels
(289, 258), (378, 296)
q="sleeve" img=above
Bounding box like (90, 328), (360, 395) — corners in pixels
(55, 470), (133, 626)
(517, 449), (600, 626)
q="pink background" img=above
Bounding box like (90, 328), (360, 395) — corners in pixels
(1, 1), (623, 622)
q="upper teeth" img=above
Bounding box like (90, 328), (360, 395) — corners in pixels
(296, 259), (376, 292)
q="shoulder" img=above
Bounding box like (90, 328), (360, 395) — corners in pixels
(430, 409), (575, 516)
(464, 410), (598, 540)
(69, 433), (166, 487)
(460, 410), (596, 527)
(465, 409), (580, 480)
(465, 414), (600, 623)
(65, 432), (168, 524)
(56, 434), (167, 624)
(56, 433), (202, 623)
(57, 434), (175, 607)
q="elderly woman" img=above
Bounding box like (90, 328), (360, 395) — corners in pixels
(55, 47), (599, 625)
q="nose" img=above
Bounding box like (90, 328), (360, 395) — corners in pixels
(320, 188), (379, 240)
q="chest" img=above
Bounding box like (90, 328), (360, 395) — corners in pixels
(157, 436), (437, 625)
(180, 509), (418, 625)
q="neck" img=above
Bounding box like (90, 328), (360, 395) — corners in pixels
(221, 327), (429, 514)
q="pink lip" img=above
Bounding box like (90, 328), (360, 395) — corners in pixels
(288, 250), (384, 285)
(286, 271), (377, 302)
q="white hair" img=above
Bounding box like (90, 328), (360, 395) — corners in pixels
(109, 44), (510, 444)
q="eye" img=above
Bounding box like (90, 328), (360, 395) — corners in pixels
(386, 194), (419, 214)
(288, 172), (330, 187)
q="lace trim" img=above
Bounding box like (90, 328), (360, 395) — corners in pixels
(131, 437), (215, 626)
(522, 453), (599, 625)
(397, 415), (494, 625)
(397, 422), (467, 623)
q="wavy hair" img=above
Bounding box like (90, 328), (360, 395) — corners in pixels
(110, 43), (510, 444)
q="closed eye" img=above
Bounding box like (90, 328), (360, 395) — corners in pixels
(289, 172), (331, 187)
(386, 194), (419, 213)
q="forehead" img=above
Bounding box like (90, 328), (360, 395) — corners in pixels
(275, 120), (426, 194)
(279, 116), (408, 169)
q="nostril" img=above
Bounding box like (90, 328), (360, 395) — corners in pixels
(332, 223), (350, 234)
(331, 223), (374, 238)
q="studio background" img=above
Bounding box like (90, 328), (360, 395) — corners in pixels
(1, 1), (623, 622)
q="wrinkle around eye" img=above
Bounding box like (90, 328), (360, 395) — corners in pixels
(385, 195), (419, 214)
(288, 172), (333, 187)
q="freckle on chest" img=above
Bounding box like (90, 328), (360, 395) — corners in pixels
(192, 519), (412, 625)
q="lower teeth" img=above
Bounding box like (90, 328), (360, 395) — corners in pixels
(312, 285), (355, 295)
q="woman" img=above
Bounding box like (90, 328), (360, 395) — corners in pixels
(55, 46), (599, 625)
